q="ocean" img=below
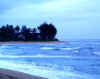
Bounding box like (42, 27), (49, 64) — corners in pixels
(0, 39), (100, 79)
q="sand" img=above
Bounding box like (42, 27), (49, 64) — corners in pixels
(0, 68), (47, 79)
(0, 41), (67, 45)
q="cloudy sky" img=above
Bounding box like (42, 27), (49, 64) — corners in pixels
(0, 0), (99, 40)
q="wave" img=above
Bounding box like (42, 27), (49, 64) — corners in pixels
(0, 44), (19, 49)
(0, 60), (95, 79)
(0, 45), (9, 49)
(40, 47), (80, 51)
(40, 47), (55, 50)
(0, 55), (100, 59)
(93, 52), (100, 56)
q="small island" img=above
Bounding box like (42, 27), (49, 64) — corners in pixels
(0, 23), (58, 42)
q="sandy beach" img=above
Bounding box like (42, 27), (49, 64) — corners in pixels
(0, 41), (67, 44)
(0, 68), (47, 79)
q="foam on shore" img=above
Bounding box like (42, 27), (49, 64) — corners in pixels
(0, 68), (47, 79)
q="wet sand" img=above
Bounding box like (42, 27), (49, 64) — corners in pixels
(0, 68), (47, 79)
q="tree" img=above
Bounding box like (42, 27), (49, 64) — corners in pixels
(0, 26), (6, 41)
(14, 25), (20, 41)
(0, 23), (58, 41)
(6, 24), (15, 41)
(38, 23), (48, 40)
(31, 28), (39, 41)
(21, 25), (31, 41)
(38, 23), (57, 41)
(15, 25), (20, 33)
(48, 23), (57, 40)
(0, 24), (15, 41)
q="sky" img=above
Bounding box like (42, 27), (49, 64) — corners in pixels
(0, 0), (99, 40)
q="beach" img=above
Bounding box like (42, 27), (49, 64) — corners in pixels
(0, 40), (99, 79)
(0, 41), (67, 44)
(0, 68), (47, 79)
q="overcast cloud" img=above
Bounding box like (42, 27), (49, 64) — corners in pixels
(0, 0), (99, 40)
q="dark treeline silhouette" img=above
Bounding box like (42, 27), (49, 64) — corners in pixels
(0, 23), (58, 42)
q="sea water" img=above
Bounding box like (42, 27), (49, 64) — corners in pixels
(0, 39), (100, 79)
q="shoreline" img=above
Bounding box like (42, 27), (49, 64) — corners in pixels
(0, 68), (47, 79)
(0, 41), (67, 44)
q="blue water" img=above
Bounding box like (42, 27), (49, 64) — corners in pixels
(0, 39), (100, 79)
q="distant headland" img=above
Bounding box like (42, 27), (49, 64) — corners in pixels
(0, 22), (59, 42)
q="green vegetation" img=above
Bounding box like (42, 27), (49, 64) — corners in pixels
(0, 23), (58, 42)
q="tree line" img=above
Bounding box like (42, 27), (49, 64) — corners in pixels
(0, 23), (58, 42)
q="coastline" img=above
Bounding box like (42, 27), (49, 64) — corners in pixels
(0, 68), (47, 79)
(0, 41), (67, 44)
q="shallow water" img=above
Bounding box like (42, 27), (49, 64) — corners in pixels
(0, 39), (100, 79)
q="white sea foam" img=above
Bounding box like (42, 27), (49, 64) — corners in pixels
(60, 47), (81, 50)
(0, 45), (9, 49)
(0, 60), (95, 79)
(0, 43), (99, 79)
(1, 45), (20, 49)
(93, 52), (100, 56)
(60, 47), (73, 50)
(0, 55), (72, 58)
(40, 47), (74, 50)
(74, 50), (79, 53)
(40, 47), (54, 50)
(40, 47), (81, 51)
(0, 55), (99, 59)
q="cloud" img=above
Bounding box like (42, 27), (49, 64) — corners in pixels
(0, 0), (52, 13)
(0, 0), (99, 39)
(0, 0), (83, 18)
(0, 0), (98, 23)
